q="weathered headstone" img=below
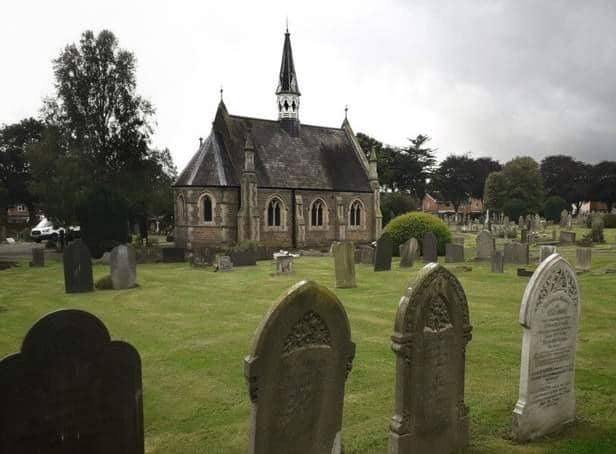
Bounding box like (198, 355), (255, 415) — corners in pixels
(520, 228), (528, 243)
(216, 255), (233, 272)
(559, 231), (576, 244)
(230, 247), (257, 266)
(358, 245), (375, 265)
(504, 243), (515, 264)
(512, 254), (581, 442)
(276, 255), (294, 274)
(576, 247), (591, 271)
(110, 244), (137, 289)
(399, 238), (418, 268)
(540, 245), (557, 262)
(333, 241), (356, 288)
(514, 242), (530, 265)
(30, 248), (44, 267)
(445, 243), (464, 263)
(191, 246), (213, 267)
(374, 233), (393, 272)
(161, 247), (185, 262)
(245, 280), (355, 454)
(63, 239), (93, 293)
(422, 232), (437, 263)
(491, 251), (504, 273)
(389, 263), (472, 453)
(551, 229), (557, 241)
(559, 209), (568, 228)
(475, 230), (495, 260)
(0, 309), (144, 453)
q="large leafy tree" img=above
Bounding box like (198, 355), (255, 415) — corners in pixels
(356, 132), (398, 190)
(431, 154), (475, 213)
(483, 171), (508, 211)
(0, 118), (45, 222)
(540, 155), (589, 212)
(468, 157), (502, 200)
(483, 157), (544, 214)
(590, 161), (616, 210)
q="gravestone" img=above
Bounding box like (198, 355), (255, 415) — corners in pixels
(333, 241), (356, 288)
(503, 243), (515, 264)
(230, 248), (257, 267)
(216, 255), (233, 272)
(245, 280), (355, 454)
(191, 246), (213, 267)
(110, 244), (137, 290)
(389, 263), (472, 453)
(422, 232), (437, 263)
(475, 230), (495, 260)
(276, 255), (294, 274)
(514, 242), (530, 265)
(576, 247), (591, 271)
(520, 228), (528, 243)
(452, 236), (465, 245)
(512, 254), (581, 442)
(491, 251), (504, 273)
(161, 247), (185, 262)
(0, 309), (144, 453)
(445, 243), (464, 263)
(358, 245), (375, 265)
(63, 239), (93, 293)
(552, 229), (557, 241)
(374, 233), (393, 272)
(559, 209), (568, 227)
(559, 231), (576, 244)
(399, 238), (418, 268)
(540, 245), (557, 262)
(30, 248), (44, 267)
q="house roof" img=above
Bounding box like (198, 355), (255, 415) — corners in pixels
(175, 102), (372, 192)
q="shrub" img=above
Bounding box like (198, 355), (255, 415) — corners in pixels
(503, 198), (528, 221)
(384, 212), (451, 256)
(604, 213), (616, 228)
(543, 196), (568, 222)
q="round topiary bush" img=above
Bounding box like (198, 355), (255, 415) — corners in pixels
(384, 212), (451, 256)
(543, 195), (568, 222)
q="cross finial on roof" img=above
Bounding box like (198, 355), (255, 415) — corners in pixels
(220, 86), (224, 101)
(344, 104), (348, 119)
(286, 16), (289, 33)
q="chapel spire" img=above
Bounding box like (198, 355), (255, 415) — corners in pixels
(276, 28), (301, 134)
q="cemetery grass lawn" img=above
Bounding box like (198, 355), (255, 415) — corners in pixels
(1, 231), (616, 453)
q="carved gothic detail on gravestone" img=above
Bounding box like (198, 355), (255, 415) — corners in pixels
(245, 281), (355, 454)
(390, 264), (472, 454)
(283, 310), (332, 354)
(535, 268), (579, 313)
(0, 309), (143, 454)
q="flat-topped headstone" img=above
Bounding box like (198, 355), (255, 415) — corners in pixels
(0, 309), (144, 453)
(374, 233), (393, 272)
(230, 247), (257, 267)
(540, 245), (557, 262)
(503, 243), (515, 264)
(161, 247), (185, 262)
(514, 242), (530, 265)
(110, 244), (137, 289)
(399, 238), (418, 268)
(559, 231), (576, 244)
(475, 230), (495, 260)
(216, 255), (233, 272)
(491, 251), (504, 273)
(389, 263), (472, 453)
(358, 245), (375, 265)
(63, 239), (93, 293)
(30, 248), (44, 267)
(512, 254), (581, 442)
(276, 255), (294, 274)
(576, 247), (591, 271)
(333, 241), (356, 288)
(422, 232), (437, 263)
(191, 246), (213, 267)
(245, 281), (355, 454)
(445, 243), (464, 263)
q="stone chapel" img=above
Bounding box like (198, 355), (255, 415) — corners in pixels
(173, 29), (381, 250)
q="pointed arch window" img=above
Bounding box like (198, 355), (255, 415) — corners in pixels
(202, 195), (213, 222)
(267, 198), (282, 227)
(349, 200), (363, 227)
(311, 199), (325, 227)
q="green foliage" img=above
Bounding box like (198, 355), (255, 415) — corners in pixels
(483, 157), (544, 213)
(75, 186), (129, 258)
(384, 212), (451, 255)
(541, 155), (590, 208)
(503, 198), (528, 221)
(379, 192), (417, 225)
(469, 157), (502, 200)
(431, 154), (474, 211)
(543, 195), (569, 222)
(591, 161), (616, 210)
(604, 214), (616, 228)
(483, 171), (507, 211)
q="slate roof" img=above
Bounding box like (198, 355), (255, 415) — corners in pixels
(175, 103), (372, 192)
(276, 31), (300, 95)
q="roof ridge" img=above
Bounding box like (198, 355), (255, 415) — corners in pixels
(228, 114), (344, 132)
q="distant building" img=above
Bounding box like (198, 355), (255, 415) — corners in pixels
(421, 193), (483, 216)
(7, 204), (29, 224)
(580, 201), (609, 214)
(173, 29), (382, 250)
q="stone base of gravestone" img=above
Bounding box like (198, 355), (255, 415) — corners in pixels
(215, 255), (233, 272)
(161, 247), (185, 262)
(559, 231), (576, 244)
(275, 255), (294, 274)
(491, 251), (504, 273)
(445, 243), (464, 262)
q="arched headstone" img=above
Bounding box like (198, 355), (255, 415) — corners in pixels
(422, 232), (437, 263)
(512, 254), (581, 441)
(0, 309), (143, 453)
(374, 232), (393, 271)
(63, 239), (93, 293)
(389, 263), (473, 453)
(332, 241), (356, 288)
(110, 244), (137, 289)
(245, 281), (355, 454)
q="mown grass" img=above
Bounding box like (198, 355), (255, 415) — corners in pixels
(1, 227), (615, 453)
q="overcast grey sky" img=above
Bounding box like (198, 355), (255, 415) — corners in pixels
(2, 0), (615, 170)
